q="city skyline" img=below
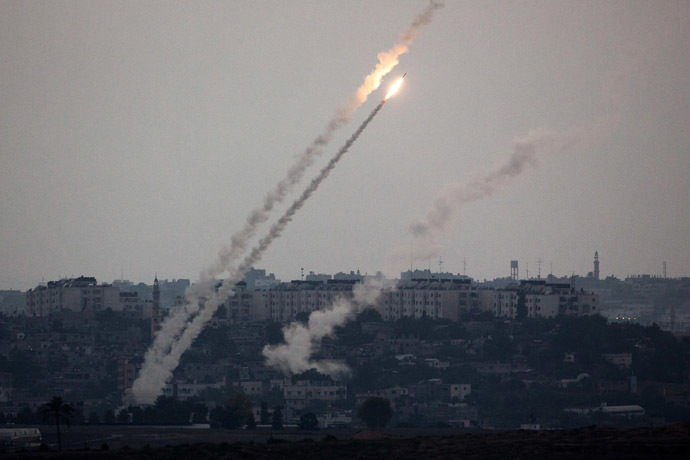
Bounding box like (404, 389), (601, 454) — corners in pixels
(2, 1), (689, 290)
(8, 253), (684, 293)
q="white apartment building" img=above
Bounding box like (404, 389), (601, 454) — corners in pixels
(25, 277), (121, 316)
(484, 280), (598, 319)
(377, 279), (478, 321)
(250, 280), (357, 324)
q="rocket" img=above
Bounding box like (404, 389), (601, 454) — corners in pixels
(384, 74), (406, 100)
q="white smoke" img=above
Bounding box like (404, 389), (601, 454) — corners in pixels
(385, 123), (611, 269)
(353, 276), (394, 307)
(205, 0), (445, 283)
(130, 93), (389, 403)
(130, 0), (446, 404)
(261, 275), (394, 376)
(388, 55), (638, 272)
(262, 298), (353, 376)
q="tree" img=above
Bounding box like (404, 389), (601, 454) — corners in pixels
(3, 350), (40, 389)
(357, 397), (392, 429)
(292, 368), (332, 384)
(38, 396), (75, 452)
(295, 311), (311, 324)
(129, 405), (144, 424)
(152, 395), (191, 425)
(15, 407), (37, 424)
(356, 308), (382, 322)
(271, 406), (283, 430)
(298, 412), (319, 430)
(265, 321), (285, 345)
(191, 402), (208, 424)
(516, 291), (527, 320)
(246, 413), (257, 430)
(116, 408), (130, 424)
(103, 409), (115, 425)
(260, 401), (270, 425)
(210, 395), (252, 429)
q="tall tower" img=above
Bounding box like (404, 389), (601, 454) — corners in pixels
(510, 260), (519, 280)
(151, 275), (162, 337)
(593, 252), (600, 280)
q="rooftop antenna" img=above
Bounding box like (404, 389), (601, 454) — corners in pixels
(550, 261), (553, 277)
(663, 261), (667, 278)
(439, 256), (443, 275)
(537, 258), (542, 279)
(463, 257), (467, 276)
(301, 267), (304, 281)
(526, 262), (529, 280)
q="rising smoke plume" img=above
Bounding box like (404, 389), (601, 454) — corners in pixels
(131, 98), (389, 403)
(262, 276), (394, 376)
(263, 298), (353, 376)
(131, 1), (445, 404)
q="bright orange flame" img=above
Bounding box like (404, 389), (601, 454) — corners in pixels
(384, 76), (405, 100)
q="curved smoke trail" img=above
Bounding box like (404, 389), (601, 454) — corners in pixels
(134, 1), (444, 399)
(387, 54), (637, 271)
(131, 100), (387, 403)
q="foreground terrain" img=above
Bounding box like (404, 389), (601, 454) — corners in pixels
(6, 422), (690, 459)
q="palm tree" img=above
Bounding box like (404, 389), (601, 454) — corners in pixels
(38, 396), (75, 451)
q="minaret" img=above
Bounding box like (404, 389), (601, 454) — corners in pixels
(593, 252), (600, 280)
(151, 275), (162, 337)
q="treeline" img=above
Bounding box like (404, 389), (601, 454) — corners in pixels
(2, 396), (207, 426)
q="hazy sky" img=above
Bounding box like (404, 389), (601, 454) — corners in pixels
(1, 1), (689, 290)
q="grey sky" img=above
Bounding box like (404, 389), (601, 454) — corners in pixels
(1, 1), (689, 290)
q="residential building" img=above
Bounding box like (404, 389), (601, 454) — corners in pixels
(26, 277), (121, 316)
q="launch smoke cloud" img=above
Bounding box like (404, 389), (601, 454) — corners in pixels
(262, 277), (395, 376)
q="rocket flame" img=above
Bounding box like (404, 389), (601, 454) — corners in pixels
(385, 76), (405, 100)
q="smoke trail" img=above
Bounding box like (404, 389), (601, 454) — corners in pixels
(398, 127), (578, 263)
(134, 0), (445, 394)
(388, 54), (638, 271)
(131, 100), (388, 403)
(206, 0), (444, 281)
(261, 276), (395, 376)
